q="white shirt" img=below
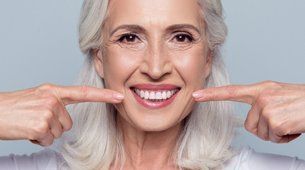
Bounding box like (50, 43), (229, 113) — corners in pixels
(0, 146), (304, 170)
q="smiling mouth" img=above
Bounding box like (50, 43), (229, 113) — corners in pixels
(131, 87), (180, 101)
(129, 84), (181, 109)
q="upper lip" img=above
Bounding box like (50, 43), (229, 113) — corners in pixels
(130, 84), (181, 90)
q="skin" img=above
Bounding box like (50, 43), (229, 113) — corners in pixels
(93, 0), (211, 169)
(0, 84), (124, 146)
(93, 0), (305, 169)
(0, 0), (305, 169)
(193, 81), (305, 143)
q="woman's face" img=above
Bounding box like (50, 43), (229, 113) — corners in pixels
(94, 0), (211, 131)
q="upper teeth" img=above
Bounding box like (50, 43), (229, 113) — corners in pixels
(134, 88), (178, 100)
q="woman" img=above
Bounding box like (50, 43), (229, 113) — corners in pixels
(0, 0), (305, 169)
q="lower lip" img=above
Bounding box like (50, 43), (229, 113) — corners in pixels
(131, 88), (179, 109)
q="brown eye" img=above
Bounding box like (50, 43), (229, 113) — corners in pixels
(174, 34), (194, 43)
(115, 33), (145, 50)
(118, 33), (140, 43)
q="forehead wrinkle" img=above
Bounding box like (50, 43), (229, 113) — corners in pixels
(106, 0), (203, 30)
(110, 23), (202, 36)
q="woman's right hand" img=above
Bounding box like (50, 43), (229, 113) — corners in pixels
(0, 83), (124, 146)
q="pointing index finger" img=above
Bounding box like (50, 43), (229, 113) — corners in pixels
(55, 85), (124, 105)
(192, 84), (258, 104)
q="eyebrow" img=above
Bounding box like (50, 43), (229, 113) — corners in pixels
(110, 25), (146, 36)
(165, 24), (201, 34)
(110, 24), (201, 36)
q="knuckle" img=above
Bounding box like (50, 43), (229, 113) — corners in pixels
(39, 83), (55, 91)
(267, 116), (280, 130)
(53, 131), (62, 139)
(270, 121), (288, 136)
(28, 132), (39, 140)
(42, 110), (54, 122)
(260, 110), (268, 119)
(269, 121), (280, 132)
(262, 80), (274, 85)
(37, 122), (50, 134)
(256, 94), (269, 108)
(31, 122), (49, 139)
(35, 83), (56, 97)
(262, 80), (276, 87)
(261, 107), (272, 118)
(268, 114), (289, 133)
(261, 80), (282, 90)
(44, 96), (59, 108)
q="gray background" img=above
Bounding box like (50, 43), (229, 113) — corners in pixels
(0, 0), (305, 159)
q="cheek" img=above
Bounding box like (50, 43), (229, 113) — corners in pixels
(103, 47), (143, 90)
(171, 49), (207, 88)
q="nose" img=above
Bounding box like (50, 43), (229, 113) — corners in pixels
(139, 43), (173, 80)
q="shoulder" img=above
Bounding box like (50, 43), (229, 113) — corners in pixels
(0, 148), (68, 170)
(223, 146), (305, 170)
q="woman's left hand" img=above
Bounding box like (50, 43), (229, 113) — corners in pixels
(192, 81), (305, 143)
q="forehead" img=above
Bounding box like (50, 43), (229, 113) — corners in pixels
(107, 0), (203, 29)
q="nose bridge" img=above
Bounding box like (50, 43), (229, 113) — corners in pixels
(142, 38), (171, 79)
(150, 40), (164, 69)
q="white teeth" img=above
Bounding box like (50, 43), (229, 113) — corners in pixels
(166, 91), (171, 98)
(149, 91), (155, 100)
(144, 91), (149, 99)
(162, 91), (167, 99)
(133, 88), (179, 101)
(140, 90), (145, 98)
(156, 92), (162, 99)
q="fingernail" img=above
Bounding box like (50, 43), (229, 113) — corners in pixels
(192, 92), (202, 98)
(113, 93), (124, 100)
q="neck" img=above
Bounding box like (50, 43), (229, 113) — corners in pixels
(114, 116), (183, 169)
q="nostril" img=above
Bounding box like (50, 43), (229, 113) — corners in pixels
(139, 62), (173, 80)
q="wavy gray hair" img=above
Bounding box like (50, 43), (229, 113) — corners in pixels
(58, 0), (241, 169)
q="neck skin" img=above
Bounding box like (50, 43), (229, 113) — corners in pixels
(114, 115), (183, 170)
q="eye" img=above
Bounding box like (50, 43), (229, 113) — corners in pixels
(118, 33), (140, 43)
(115, 33), (145, 50)
(173, 33), (194, 43)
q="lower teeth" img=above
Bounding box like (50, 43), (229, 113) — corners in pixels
(148, 99), (166, 102)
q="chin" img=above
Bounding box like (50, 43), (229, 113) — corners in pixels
(115, 104), (184, 132)
(133, 118), (179, 132)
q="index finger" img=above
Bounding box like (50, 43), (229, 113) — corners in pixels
(192, 84), (258, 104)
(54, 85), (124, 105)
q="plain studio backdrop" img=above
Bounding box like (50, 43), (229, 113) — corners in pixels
(1, 0), (305, 159)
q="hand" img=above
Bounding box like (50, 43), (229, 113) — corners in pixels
(0, 83), (124, 146)
(192, 81), (305, 143)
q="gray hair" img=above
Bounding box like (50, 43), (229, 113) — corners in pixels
(59, 0), (241, 169)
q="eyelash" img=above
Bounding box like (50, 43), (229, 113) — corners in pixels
(116, 32), (195, 43)
(117, 33), (140, 43)
(172, 33), (194, 43)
